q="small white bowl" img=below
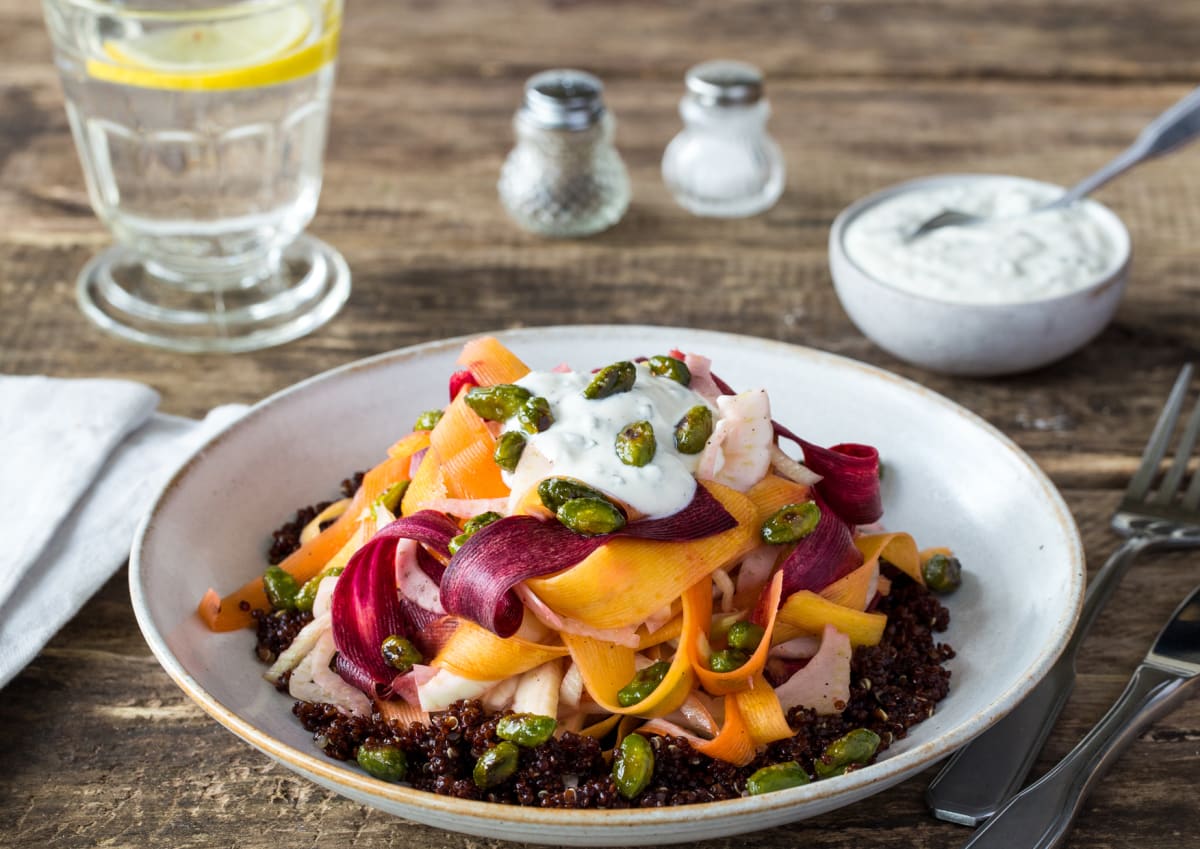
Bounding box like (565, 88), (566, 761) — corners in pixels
(829, 174), (1132, 377)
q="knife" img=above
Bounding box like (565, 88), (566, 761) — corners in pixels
(960, 582), (1200, 849)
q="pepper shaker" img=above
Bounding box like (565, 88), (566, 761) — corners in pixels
(498, 69), (630, 237)
(662, 60), (785, 217)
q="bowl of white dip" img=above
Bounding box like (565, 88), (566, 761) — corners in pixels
(829, 174), (1131, 376)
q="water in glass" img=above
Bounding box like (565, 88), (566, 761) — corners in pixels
(41, 0), (350, 352)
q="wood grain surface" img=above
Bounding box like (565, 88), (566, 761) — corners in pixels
(3, 1), (1200, 847)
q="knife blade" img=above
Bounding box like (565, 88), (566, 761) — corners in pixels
(1147, 582), (1200, 675)
(962, 582), (1200, 849)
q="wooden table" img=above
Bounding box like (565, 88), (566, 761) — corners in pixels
(3, 1), (1200, 846)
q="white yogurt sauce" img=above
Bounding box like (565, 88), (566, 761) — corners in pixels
(502, 363), (711, 518)
(843, 176), (1121, 304)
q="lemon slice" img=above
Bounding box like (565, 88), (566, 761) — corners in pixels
(87, 2), (340, 92)
(108, 5), (311, 72)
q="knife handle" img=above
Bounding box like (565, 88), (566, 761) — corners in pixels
(962, 664), (1194, 849)
(926, 536), (1152, 825)
(926, 655), (1076, 825)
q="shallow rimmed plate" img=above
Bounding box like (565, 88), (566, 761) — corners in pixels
(130, 326), (1084, 846)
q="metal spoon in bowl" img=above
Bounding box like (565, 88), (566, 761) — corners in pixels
(906, 85), (1200, 242)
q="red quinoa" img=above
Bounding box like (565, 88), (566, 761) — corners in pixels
(252, 607), (313, 665)
(267, 490), (956, 807)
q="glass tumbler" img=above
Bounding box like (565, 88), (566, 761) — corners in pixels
(662, 60), (785, 218)
(41, 0), (350, 353)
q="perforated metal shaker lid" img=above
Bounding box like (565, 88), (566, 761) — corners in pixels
(520, 69), (607, 131)
(685, 60), (764, 106)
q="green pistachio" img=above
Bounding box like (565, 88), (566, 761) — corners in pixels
(726, 621), (766, 653)
(263, 565), (300, 611)
(516, 395), (554, 434)
(814, 729), (881, 779)
(448, 511), (504, 554)
(464, 384), (532, 421)
(556, 497), (626, 536)
(376, 480), (409, 513)
(612, 733), (655, 799)
(537, 477), (609, 513)
(708, 648), (750, 673)
(616, 661), (671, 707)
(922, 553), (963, 594)
(412, 409), (444, 431)
(674, 405), (714, 454)
(583, 361), (637, 399)
(294, 564), (345, 613)
(496, 713), (558, 748)
(760, 501), (821, 545)
(493, 430), (527, 472)
(746, 761), (810, 795)
(473, 741), (520, 789)
(615, 420), (657, 467)
(356, 742), (407, 782)
(646, 355), (691, 386)
(380, 635), (423, 673)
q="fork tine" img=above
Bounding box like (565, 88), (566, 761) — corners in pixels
(1151, 392), (1200, 505)
(1126, 363), (1194, 502)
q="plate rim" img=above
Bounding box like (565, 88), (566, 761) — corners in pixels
(129, 324), (1086, 834)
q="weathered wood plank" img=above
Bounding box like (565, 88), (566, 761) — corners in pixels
(4, 74), (1200, 430)
(8, 0), (1200, 83)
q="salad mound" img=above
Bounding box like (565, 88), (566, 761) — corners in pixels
(201, 337), (960, 802)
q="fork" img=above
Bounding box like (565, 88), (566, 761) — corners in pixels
(926, 363), (1200, 825)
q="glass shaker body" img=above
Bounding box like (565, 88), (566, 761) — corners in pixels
(499, 70), (630, 237)
(662, 61), (785, 218)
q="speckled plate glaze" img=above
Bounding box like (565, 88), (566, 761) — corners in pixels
(130, 326), (1085, 846)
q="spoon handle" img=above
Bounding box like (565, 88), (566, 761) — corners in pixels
(1059, 85), (1200, 206)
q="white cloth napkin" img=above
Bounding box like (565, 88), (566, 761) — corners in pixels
(0, 376), (245, 689)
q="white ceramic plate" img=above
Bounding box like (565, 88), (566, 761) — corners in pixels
(130, 326), (1085, 846)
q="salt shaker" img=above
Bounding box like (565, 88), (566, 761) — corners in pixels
(498, 69), (630, 237)
(662, 61), (785, 217)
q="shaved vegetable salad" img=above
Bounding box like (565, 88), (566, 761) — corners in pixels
(200, 338), (960, 802)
